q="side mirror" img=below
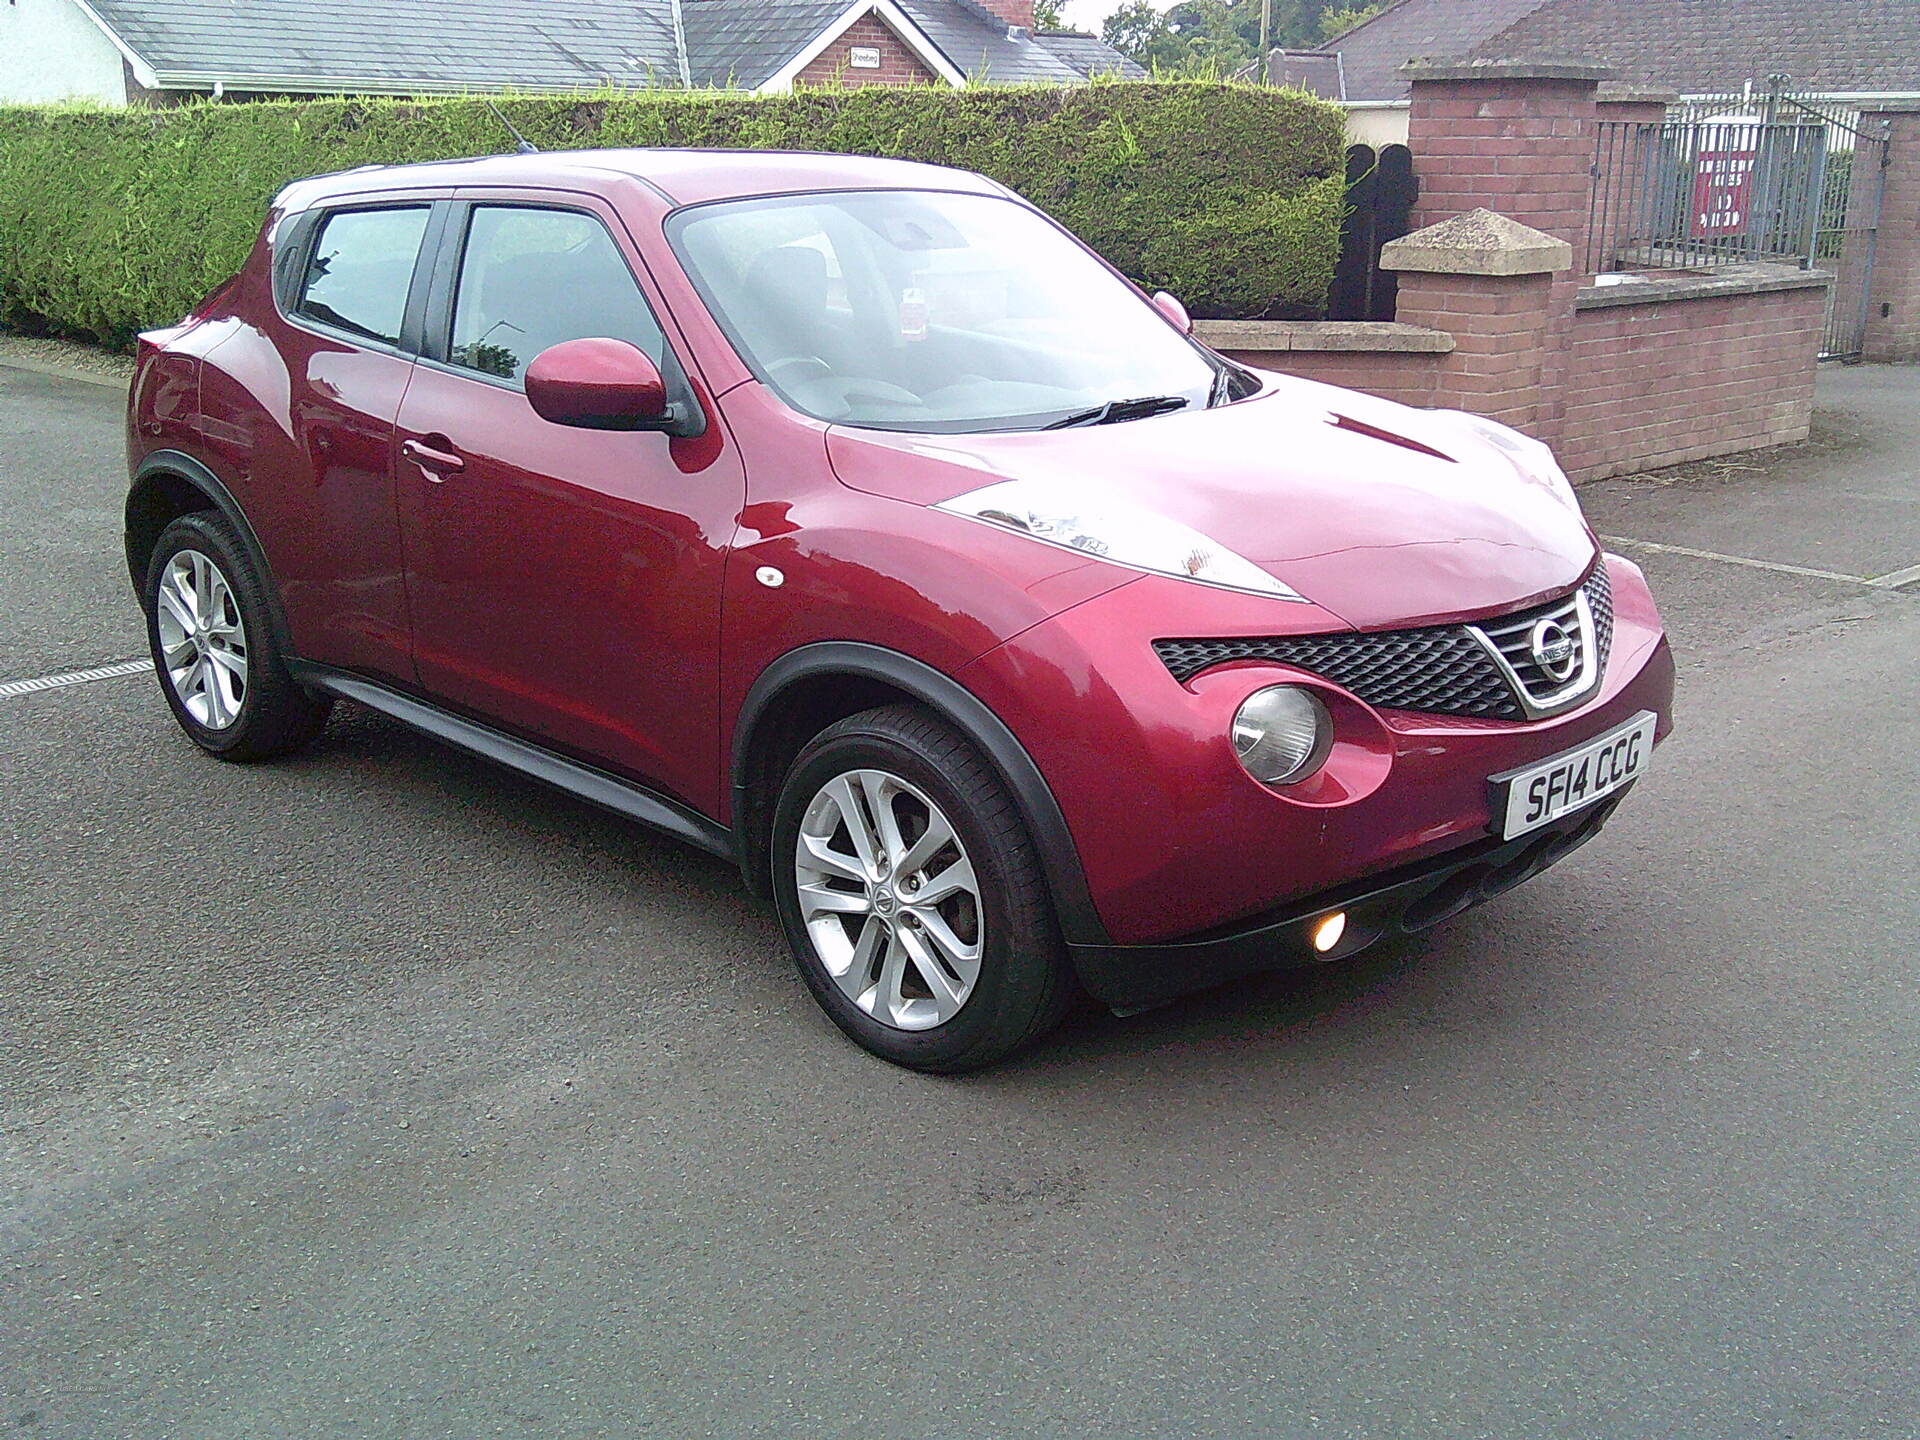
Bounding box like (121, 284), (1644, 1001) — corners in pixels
(525, 337), (679, 432)
(1150, 290), (1193, 335)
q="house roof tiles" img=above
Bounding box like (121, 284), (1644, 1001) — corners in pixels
(1473, 0), (1920, 97)
(1327, 0), (1555, 102)
(82, 0), (1138, 95)
(1328, 0), (1920, 102)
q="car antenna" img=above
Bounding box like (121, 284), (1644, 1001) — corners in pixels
(485, 100), (540, 155)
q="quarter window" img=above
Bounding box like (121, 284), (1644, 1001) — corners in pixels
(296, 207), (430, 348)
(449, 207), (666, 384)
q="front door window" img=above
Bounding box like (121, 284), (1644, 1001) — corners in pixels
(448, 206), (667, 382)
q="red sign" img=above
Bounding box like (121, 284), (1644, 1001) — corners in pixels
(1690, 148), (1757, 238)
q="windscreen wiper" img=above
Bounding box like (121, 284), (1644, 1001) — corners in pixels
(1043, 394), (1191, 430)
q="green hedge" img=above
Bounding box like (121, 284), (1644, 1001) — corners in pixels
(0, 81), (1344, 348)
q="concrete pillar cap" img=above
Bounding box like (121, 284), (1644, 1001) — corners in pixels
(1399, 58), (1614, 84)
(1381, 208), (1574, 276)
(1596, 83), (1679, 104)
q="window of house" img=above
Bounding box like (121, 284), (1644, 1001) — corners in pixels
(448, 206), (666, 384)
(296, 207), (431, 348)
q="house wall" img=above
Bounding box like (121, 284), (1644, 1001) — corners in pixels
(1343, 103), (1410, 149)
(0, 0), (128, 105)
(795, 14), (939, 89)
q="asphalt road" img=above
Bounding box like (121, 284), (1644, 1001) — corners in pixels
(3, 361), (1916, 1439)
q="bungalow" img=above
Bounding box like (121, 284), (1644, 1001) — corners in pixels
(1326, 0), (1920, 137)
(0, 0), (1140, 107)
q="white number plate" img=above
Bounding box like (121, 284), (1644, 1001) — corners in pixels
(1491, 710), (1656, 840)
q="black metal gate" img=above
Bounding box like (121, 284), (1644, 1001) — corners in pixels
(1666, 85), (1891, 359)
(1792, 97), (1890, 360)
(1331, 143), (1417, 322)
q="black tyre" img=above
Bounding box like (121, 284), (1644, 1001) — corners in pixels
(142, 511), (331, 761)
(770, 703), (1074, 1072)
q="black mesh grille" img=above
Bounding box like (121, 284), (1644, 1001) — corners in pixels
(1588, 557), (1615, 669)
(1154, 627), (1524, 718)
(1153, 560), (1616, 721)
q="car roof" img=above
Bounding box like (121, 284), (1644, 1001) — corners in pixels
(276, 147), (1009, 212)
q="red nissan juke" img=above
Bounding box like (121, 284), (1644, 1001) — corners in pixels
(126, 150), (1674, 1070)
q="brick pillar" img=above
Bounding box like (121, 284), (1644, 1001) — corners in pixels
(1593, 86), (1673, 129)
(1861, 105), (1920, 363)
(1590, 87), (1673, 270)
(1402, 60), (1611, 446)
(1381, 209), (1572, 435)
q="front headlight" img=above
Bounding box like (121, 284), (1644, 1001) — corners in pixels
(934, 480), (1305, 602)
(1232, 685), (1332, 786)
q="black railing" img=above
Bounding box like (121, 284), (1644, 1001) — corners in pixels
(1586, 113), (1830, 276)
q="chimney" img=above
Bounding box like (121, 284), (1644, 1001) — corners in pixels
(979, 1), (1036, 32)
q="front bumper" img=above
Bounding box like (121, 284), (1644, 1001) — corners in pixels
(958, 553), (1674, 949)
(1069, 793), (1627, 1009)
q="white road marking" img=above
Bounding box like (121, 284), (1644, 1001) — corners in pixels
(0, 658), (153, 699)
(1866, 561), (1920, 590)
(1597, 535), (1919, 589)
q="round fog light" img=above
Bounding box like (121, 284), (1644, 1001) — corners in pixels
(1231, 685), (1332, 787)
(1310, 911), (1347, 953)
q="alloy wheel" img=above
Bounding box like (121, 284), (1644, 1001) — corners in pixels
(793, 767), (983, 1031)
(155, 549), (249, 730)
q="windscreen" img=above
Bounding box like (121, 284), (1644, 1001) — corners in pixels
(669, 190), (1227, 434)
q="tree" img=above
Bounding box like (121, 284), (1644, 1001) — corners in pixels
(1034, 0), (1068, 27)
(1100, 0), (1353, 64)
(1163, 1), (1259, 70)
(1102, 1), (1172, 60)
(1318, 2), (1382, 41)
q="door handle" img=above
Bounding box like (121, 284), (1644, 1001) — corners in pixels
(401, 436), (465, 480)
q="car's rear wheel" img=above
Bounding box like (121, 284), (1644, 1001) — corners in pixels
(770, 704), (1073, 1072)
(143, 512), (331, 760)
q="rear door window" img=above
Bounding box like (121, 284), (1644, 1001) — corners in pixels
(296, 207), (431, 347)
(447, 206), (666, 384)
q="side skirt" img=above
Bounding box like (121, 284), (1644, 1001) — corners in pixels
(290, 662), (736, 863)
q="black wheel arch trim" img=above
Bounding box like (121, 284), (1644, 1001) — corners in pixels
(731, 642), (1110, 947)
(127, 450), (295, 654)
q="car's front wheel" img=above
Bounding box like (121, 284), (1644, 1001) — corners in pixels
(770, 704), (1073, 1072)
(142, 511), (331, 760)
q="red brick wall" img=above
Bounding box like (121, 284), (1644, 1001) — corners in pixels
(1407, 75), (1601, 449)
(1203, 70), (1832, 484)
(1408, 79), (1599, 241)
(1212, 278), (1826, 482)
(1863, 110), (1920, 362)
(1559, 285), (1827, 480)
(1394, 271), (1557, 431)
(795, 14), (940, 88)
(1215, 348), (1442, 409)
(1588, 98), (1668, 274)
(1593, 99), (1667, 128)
